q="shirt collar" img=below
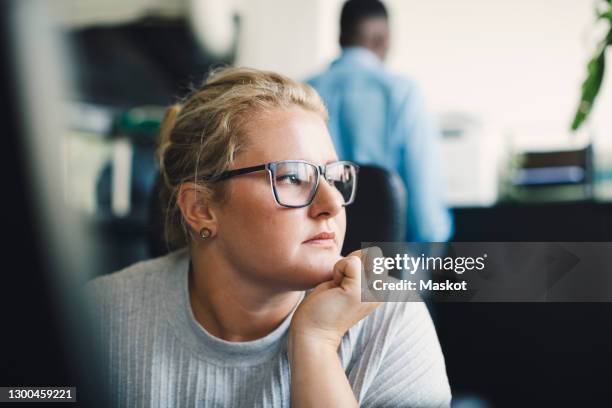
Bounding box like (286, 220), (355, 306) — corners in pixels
(333, 46), (383, 69)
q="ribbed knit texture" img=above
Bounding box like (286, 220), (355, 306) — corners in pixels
(85, 248), (451, 407)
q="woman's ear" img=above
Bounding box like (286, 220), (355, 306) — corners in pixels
(176, 182), (218, 238)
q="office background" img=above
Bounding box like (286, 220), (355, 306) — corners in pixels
(3, 0), (612, 407)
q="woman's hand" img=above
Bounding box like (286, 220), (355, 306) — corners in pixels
(287, 248), (383, 407)
(289, 247), (383, 353)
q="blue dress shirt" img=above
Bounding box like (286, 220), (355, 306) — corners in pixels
(308, 47), (453, 242)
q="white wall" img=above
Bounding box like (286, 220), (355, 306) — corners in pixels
(235, 0), (325, 80)
(386, 0), (612, 143)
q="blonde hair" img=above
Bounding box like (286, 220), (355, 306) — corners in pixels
(157, 66), (328, 250)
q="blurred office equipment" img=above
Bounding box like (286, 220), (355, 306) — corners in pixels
(66, 16), (221, 106)
(93, 106), (163, 220)
(53, 0), (240, 61)
(439, 112), (503, 207)
(64, 102), (164, 274)
(592, 133), (612, 201)
(504, 145), (593, 202)
(57, 4), (233, 275)
(94, 107), (164, 272)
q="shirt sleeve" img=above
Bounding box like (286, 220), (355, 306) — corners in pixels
(360, 302), (452, 408)
(392, 82), (454, 242)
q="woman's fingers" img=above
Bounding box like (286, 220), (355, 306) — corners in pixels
(360, 246), (389, 301)
(334, 247), (387, 299)
(309, 279), (337, 296)
(332, 255), (362, 292)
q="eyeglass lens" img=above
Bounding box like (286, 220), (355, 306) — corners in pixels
(272, 162), (356, 207)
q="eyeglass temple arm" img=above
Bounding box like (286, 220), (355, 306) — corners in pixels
(215, 164), (267, 181)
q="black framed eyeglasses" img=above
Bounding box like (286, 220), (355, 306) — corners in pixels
(209, 160), (359, 208)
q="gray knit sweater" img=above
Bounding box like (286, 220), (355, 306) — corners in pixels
(85, 248), (451, 407)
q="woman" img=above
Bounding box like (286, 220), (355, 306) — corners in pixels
(86, 67), (451, 407)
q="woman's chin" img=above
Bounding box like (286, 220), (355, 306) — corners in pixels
(282, 266), (333, 290)
(310, 268), (334, 284)
(301, 262), (338, 286)
(282, 250), (342, 289)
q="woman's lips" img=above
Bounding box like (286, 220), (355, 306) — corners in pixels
(303, 231), (336, 246)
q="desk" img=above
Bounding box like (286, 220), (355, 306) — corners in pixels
(432, 201), (612, 406)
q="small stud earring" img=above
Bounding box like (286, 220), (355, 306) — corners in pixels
(199, 227), (212, 239)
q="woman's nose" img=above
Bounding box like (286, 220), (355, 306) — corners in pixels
(308, 178), (344, 218)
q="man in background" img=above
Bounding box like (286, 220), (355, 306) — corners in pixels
(308, 0), (453, 242)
